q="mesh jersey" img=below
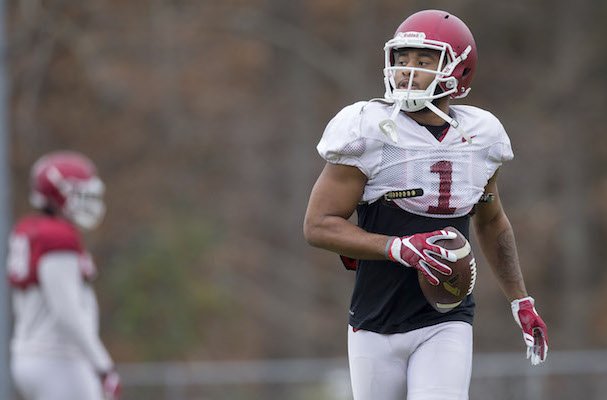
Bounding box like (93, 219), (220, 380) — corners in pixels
(317, 101), (513, 333)
(318, 101), (513, 218)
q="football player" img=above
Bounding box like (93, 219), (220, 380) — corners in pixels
(304, 9), (548, 400)
(7, 151), (121, 400)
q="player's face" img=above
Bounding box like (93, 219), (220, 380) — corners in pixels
(393, 48), (442, 91)
(64, 177), (106, 230)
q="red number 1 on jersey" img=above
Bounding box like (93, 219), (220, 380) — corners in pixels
(427, 160), (456, 215)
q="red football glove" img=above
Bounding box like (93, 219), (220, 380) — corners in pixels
(511, 296), (548, 365)
(385, 230), (457, 285)
(101, 370), (122, 400)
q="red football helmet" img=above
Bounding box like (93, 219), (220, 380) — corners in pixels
(383, 9), (478, 112)
(30, 151), (105, 230)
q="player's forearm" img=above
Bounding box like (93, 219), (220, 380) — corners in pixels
(304, 214), (389, 260)
(474, 214), (527, 301)
(55, 308), (114, 371)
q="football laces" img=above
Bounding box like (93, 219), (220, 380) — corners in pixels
(467, 257), (477, 295)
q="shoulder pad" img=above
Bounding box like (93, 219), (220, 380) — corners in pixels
(20, 215), (83, 254)
(8, 215), (83, 289)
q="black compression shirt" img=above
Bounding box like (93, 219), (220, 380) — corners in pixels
(348, 198), (475, 333)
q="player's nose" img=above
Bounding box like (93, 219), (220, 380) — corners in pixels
(399, 68), (412, 78)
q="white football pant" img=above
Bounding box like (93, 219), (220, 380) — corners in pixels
(348, 321), (472, 400)
(11, 354), (104, 400)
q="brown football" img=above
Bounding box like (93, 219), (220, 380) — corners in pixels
(417, 226), (476, 313)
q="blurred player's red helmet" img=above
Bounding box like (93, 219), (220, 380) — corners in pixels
(30, 151), (105, 230)
(383, 9), (478, 112)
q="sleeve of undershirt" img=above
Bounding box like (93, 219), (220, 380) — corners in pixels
(38, 251), (114, 373)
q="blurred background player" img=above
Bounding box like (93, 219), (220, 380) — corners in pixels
(6, 151), (120, 400)
(304, 9), (548, 400)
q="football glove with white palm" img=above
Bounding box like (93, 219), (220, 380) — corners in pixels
(511, 296), (548, 365)
(386, 229), (457, 285)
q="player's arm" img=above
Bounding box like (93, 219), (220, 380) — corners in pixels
(473, 170), (548, 365)
(471, 170), (527, 301)
(304, 163), (388, 259)
(38, 251), (114, 372)
(304, 163), (456, 283)
(39, 251), (122, 397)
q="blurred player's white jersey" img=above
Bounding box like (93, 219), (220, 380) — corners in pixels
(7, 215), (112, 372)
(7, 215), (113, 400)
(318, 101), (513, 217)
(11, 262), (103, 361)
(11, 262), (108, 400)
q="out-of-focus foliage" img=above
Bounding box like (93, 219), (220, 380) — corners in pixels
(6, 0), (607, 361)
(100, 213), (236, 360)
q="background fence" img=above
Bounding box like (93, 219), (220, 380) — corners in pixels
(115, 350), (607, 400)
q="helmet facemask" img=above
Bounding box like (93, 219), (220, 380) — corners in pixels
(62, 177), (106, 230)
(383, 32), (472, 112)
(379, 31), (474, 144)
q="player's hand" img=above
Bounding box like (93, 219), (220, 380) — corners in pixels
(511, 296), (548, 365)
(386, 230), (457, 285)
(100, 370), (122, 400)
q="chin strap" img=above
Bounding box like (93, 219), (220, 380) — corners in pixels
(378, 99), (473, 144)
(423, 101), (472, 143)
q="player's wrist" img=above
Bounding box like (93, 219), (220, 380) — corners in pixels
(384, 236), (400, 261)
(98, 366), (118, 381)
(511, 296), (534, 309)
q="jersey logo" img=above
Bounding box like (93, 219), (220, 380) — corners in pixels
(461, 134), (478, 142)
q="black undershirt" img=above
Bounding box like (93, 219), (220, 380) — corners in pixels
(419, 121), (450, 140)
(349, 199), (475, 334)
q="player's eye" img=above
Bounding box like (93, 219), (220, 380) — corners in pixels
(418, 58), (434, 67)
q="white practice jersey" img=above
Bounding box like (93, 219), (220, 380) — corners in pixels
(10, 252), (113, 372)
(318, 101), (513, 218)
(7, 215), (113, 373)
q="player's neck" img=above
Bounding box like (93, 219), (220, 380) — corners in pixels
(405, 100), (450, 126)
